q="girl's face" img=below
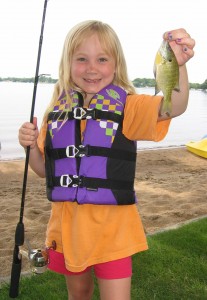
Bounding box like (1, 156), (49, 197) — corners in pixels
(71, 34), (116, 103)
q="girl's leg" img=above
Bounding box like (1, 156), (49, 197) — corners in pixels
(97, 277), (131, 300)
(65, 270), (94, 300)
(95, 256), (132, 300)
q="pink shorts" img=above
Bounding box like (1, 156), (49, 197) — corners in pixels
(47, 249), (132, 279)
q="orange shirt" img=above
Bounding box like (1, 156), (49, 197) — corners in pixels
(38, 94), (171, 272)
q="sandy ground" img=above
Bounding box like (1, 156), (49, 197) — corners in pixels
(0, 147), (207, 280)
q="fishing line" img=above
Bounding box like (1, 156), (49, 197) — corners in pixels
(9, 0), (49, 298)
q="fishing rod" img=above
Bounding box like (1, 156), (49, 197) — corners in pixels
(9, 0), (49, 298)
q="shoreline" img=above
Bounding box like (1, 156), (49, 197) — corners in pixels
(1, 147), (207, 279)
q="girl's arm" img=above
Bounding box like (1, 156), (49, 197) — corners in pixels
(27, 145), (45, 178)
(158, 28), (195, 120)
(18, 117), (45, 177)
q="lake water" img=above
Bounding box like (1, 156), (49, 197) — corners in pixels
(0, 82), (207, 160)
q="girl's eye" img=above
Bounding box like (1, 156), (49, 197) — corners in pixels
(99, 57), (108, 62)
(77, 57), (86, 62)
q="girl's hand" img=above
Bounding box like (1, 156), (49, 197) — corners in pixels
(163, 28), (195, 66)
(18, 117), (39, 149)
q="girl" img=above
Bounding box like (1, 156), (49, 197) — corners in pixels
(19, 20), (195, 300)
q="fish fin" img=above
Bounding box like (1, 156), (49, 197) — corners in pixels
(173, 85), (180, 92)
(174, 80), (180, 92)
(153, 63), (156, 78)
(154, 83), (160, 95)
(160, 97), (172, 116)
(153, 63), (160, 95)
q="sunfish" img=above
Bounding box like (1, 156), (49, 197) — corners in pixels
(154, 40), (179, 116)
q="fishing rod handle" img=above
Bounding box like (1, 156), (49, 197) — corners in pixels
(9, 247), (22, 298)
(9, 262), (21, 298)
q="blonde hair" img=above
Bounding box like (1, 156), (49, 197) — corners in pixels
(43, 20), (136, 122)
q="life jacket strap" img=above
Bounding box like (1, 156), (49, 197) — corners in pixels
(46, 145), (136, 161)
(47, 107), (123, 123)
(52, 174), (134, 191)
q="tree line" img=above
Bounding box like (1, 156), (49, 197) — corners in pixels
(132, 78), (207, 90)
(0, 76), (207, 90)
(0, 76), (57, 84)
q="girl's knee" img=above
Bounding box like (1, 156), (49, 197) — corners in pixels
(68, 284), (94, 300)
(65, 272), (94, 300)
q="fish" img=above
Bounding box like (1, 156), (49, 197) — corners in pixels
(153, 40), (179, 116)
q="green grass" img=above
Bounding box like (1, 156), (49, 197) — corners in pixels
(131, 217), (207, 300)
(1, 218), (207, 299)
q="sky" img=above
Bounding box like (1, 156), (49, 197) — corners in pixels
(0, 0), (206, 84)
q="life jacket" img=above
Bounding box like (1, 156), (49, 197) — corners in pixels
(45, 84), (137, 205)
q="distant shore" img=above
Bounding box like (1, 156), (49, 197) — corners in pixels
(0, 77), (206, 90)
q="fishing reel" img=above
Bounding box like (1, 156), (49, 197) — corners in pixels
(28, 248), (48, 274)
(21, 240), (48, 274)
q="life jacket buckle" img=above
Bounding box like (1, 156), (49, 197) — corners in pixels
(85, 108), (96, 119)
(72, 175), (79, 187)
(66, 145), (79, 158)
(78, 175), (84, 188)
(73, 107), (87, 119)
(78, 145), (89, 157)
(60, 174), (72, 187)
(73, 107), (96, 120)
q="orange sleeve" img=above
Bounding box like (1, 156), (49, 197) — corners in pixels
(122, 94), (171, 141)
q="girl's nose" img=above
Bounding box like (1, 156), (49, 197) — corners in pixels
(86, 61), (97, 74)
